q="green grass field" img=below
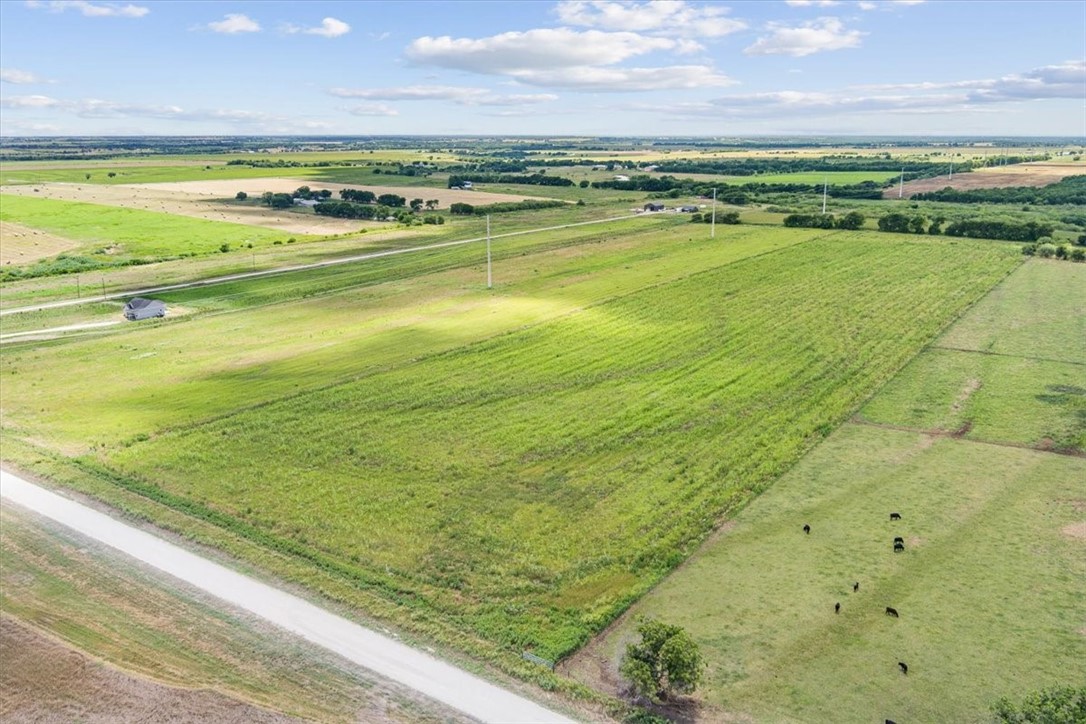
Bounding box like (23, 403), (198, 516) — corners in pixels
(25, 232), (1016, 662)
(0, 194), (304, 259)
(571, 258), (1085, 722)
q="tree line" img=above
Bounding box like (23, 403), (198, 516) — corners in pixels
(447, 173), (574, 188)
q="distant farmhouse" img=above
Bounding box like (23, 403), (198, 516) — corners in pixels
(643, 202), (666, 212)
(123, 297), (166, 321)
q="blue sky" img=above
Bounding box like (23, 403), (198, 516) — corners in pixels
(1, 0), (1083, 136)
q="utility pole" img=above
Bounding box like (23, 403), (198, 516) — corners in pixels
(486, 214), (492, 289)
(710, 187), (717, 239)
(949, 161), (953, 181)
(898, 168), (905, 199)
(822, 177), (828, 214)
(76, 275), (80, 299)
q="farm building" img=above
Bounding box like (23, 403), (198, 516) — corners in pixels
(644, 202), (666, 212)
(123, 297), (166, 321)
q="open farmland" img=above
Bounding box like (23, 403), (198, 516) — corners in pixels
(0, 221), (79, 266)
(49, 233), (1021, 662)
(0, 194), (308, 260)
(891, 160), (1086, 197)
(565, 259), (1085, 722)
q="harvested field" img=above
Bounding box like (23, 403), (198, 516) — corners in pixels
(0, 183), (361, 235)
(0, 221), (80, 265)
(0, 178), (555, 235)
(889, 161), (1086, 198)
(0, 616), (297, 724)
(135, 177), (555, 207)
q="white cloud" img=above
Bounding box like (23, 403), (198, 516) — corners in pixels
(207, 13), (261, 34)
(345, 103), (399, 117)
(283, 17), (351, 38)
(637, 60), (1085, 119)
(554, 1), (746, 38)
(510, 64), (734, 91)
(0, 94), (60, 108)
(0, 68), (48, 84)
(25, 0), (148, 17)
(785, 1), (840, 6)
(890, 0), (925, 4)
(406, 28), (676, 73)
(330, 85), (558, 106)
(744, 17), (863, 56)
(406, 27), (733, 91)
(857, 1), (876, 9)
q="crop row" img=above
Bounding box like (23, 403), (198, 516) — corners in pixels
(101, 233), (1020, 659)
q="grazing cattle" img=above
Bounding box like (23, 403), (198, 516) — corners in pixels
(893, 536), (904, 544)
(853, 581), (860, 593)
(835, 602), (841, 614)
(886, 607), (899, 617)
(886, 720), (897, 724)
(890, 512), (902, 521)
(894, 541), (905, 552)
(898, 661), (908, 675)
(803, 524), (811, 535)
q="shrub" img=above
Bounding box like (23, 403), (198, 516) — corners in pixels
(236, 191), (248, 201)
(219, 243), (230, 253)
(991, 685), (1086, 723)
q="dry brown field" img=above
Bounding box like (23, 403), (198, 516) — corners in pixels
(888, 161), (1086, 198)
(0, 617), (298, 724)
(0, 221), (80, 265)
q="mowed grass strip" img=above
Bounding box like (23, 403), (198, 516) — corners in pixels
(860, 260), (1086, 453)
(0, 194), (301, 259)
(101, 234), (1019, 659)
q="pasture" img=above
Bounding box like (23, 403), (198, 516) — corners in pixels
(43, 232), (1019, 661)
(566, 258), (1085, 722)
(0, 194), (305, 260)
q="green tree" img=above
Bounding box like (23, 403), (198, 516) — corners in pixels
(450, 202), (474, 215)
(235, 191), (248, 201)
(619, 618), (704, 703)
(992, 686), (1086, 723)
(878, 213), (912, 233)
(377, 193), (406, 207)
(1037, 243), (1057, 258)
(908, 215), (927, 234)
(836, 211), (865, 230)
(410, 198), (424, 212)
(425, 199), (439, 210)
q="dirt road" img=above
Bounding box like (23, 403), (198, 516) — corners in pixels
(1, 213), (647, 316)
(0, 469), (576, 724)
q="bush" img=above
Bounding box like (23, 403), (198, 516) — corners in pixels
(1037, 243), (1057, 258)
(991, 685), (1086, 723)
(235, 191), (247, 200)
(1071, 248), (1085, 262)
(450, 202), (474, 215)
(219, 243), (230, 253)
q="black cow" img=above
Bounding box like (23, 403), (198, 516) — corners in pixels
(886, 720), (898, 724)
(898, 661), (908, 675)
(803, 524), (811, 534)
(890, 512), (902, 521)
(894, 541), (905, 552)
(853, 581), (860, 593)
(893, 536), (904, 544)
(835, 602), (841, 614)
(886, 607), (899, 617)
